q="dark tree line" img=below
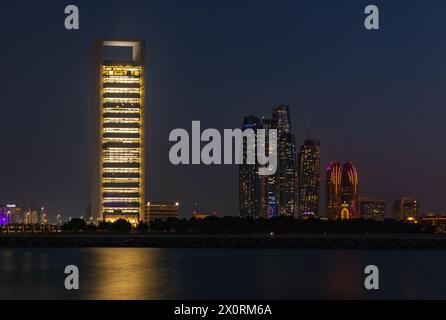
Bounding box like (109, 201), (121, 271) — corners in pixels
(150, 216), (427, 234)
(61, 216), (429, 234)
(62, 218), (148, 233)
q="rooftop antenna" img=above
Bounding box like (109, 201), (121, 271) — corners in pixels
(306, 124), (311, 140)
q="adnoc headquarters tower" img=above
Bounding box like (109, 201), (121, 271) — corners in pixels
(91, 39), (146, 225)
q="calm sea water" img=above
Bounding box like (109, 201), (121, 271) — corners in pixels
(0, 248), (445, 300)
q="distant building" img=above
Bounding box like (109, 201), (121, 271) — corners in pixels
(420, 214), (446, 233)
(325, 161), (359, 220)
(56, 214), (63, 226)
(145, 202), (180, 222)
(193, 212), (217, 219)
(0, 207), (8, 225)
(326, 162), (342, 220)
(298, 139), (321, 218)
(239, 115), (279, 218)
(340, 162), (359, 219)
(359, 197), (386, 221)
(273, 105), (298, 217)
(239, 106), (298, 219)
(0, 204), (46, 225)
(239, 115), (263, 218)
(393, 197), (420, 220)
(260, 118), (279, 218)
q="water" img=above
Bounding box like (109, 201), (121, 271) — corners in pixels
(0, 248), (444, 300)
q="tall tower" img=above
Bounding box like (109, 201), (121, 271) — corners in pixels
(325, 162), (342, 220)
(92, 39), (146, 225)
(239, 115), (263, 218)
(298, 139), (321, 217)
(239, 115), (278, 218)
(260, 118), (279, 218)
(273, 105), (298, 217)
(340, 162), (359, 219)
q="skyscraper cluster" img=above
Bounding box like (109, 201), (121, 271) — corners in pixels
(239, 105), (298, 218)
(239, 105), (367, 221)
(0, 204), (47, 225)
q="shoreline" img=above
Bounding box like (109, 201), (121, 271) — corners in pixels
(1, 233), (446, 249)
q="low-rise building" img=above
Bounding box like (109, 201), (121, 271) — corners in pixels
(359, 197), (386, 221)
(145, 202), (180, 222)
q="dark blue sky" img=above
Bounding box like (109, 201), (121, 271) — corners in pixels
(1, 0), (445, 220)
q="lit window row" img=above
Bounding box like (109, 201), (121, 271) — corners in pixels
(103, 137), (140, 143)
(103, 66), (141, 72)
(103, 160), (140, 164)
(102, 177), (139, 182)
(103, 208), (140, 213)
(104, 97), (140, 104)
(103, 168), (140, 174)
(103, 197), (140, 203)
(103, 150), (141, 155)
(103, 108), (141, 114)
(103, 151), (141, 157)
(103, 128), (140, 134)
(102, 187), (140, 193)
(103, 77), (140, 84)
(103, 88), (140, 94)
(104, 208), (139, 214)
(103, 118), (140, 124)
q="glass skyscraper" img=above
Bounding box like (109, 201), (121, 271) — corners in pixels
(273, 105), (298, 217)
(298, 139), (321, 217)
(239, 115), (265, 218)
(239, 105), (297, 219)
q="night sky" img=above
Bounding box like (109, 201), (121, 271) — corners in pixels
(1, 0), (445, 220)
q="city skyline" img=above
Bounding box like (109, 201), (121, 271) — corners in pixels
(1, 1), (446, 220)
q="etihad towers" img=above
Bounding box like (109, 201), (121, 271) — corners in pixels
(91, 39), (146, 224)
(325, 162), (342, 220)
(273, 105), (298, 217)
(298, 139), (321, 217)
(239, 105), (298, 218)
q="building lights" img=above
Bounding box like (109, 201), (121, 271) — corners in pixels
(92, 40), (146, 225)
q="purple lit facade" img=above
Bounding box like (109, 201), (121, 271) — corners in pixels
(0, 207), (8, 225)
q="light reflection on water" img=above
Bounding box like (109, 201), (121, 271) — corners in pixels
(0, 248), (445, 300)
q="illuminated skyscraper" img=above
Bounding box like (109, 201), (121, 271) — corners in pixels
(239, 115), (263, 218)
(298, 139), (321, 217)
(340, 162), (359, 219)
(273, 105), (298, 217)
(325, 162), (342, 220)
(92, 40), (146, 225)
(261, 118), (279, 218)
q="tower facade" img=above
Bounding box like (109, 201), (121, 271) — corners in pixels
(298, 139), (321, 217)
(340, 162), (359, 219)
(325, 162), (342, 220)
(273, 105), (298, 217)
(92, 40), (146, 225)
(239, 106), (298, 219)
(239, 115), (263, 218)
